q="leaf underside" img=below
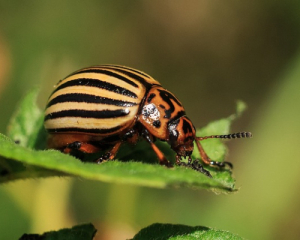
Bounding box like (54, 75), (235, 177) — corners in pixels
(0, 89), (249, 192)
(132, 223), (244, 240)
(19, 223), (96, 240)
(18, 222), (244, 240)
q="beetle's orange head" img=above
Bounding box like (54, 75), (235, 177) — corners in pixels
(168, 116), (196, 157)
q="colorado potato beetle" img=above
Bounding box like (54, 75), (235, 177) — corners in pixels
(44, 65), (252, 177)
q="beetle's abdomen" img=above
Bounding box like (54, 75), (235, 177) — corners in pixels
(44, 65), (160, 136)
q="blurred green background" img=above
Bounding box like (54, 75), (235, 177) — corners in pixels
(0, 1), (300, 239)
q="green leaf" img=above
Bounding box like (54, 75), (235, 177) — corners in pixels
(0, 90), (250, 192)
(194, 100), (247, 162)
(1, 88), (47, 175)
(0, 133), (234, 192)
(19, 223), (96, 240)
(7, 88), (46, 149)
(132, 223), (244, 240)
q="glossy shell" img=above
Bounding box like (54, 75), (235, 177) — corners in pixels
(44, 65), (161, 136)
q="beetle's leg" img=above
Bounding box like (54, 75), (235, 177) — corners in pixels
(122, 128), (139, 144)
(189, 158), (212, 178)
(62, 141), (102, 160)
(187, 156), (212, 177)
(175, 155), (182, 165)
(96, 142), (122, 163)
(195, 140), (232, 169)
(176, 154), (212, 177)
(142, 129), (172, 167)
(64, 141), (101, 154)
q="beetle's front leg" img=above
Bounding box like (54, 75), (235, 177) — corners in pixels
(209, 160), (233, 169)
(189, 158), (212, 178)
(176, 155), (212, 178)
(195, 140), (233, 169)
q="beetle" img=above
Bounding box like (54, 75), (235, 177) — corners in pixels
(44, 65), (252, 177)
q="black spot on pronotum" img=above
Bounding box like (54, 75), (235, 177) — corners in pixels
(157, 89), (182, 119)
(147, 93), (156, 103)
(171, 110), (185, 123)
(153, 120), (161, 128)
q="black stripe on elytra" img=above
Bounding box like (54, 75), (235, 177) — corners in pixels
(45, 109), (130, 121)
(46, 93), (138, 109)
(53, 78), (138, 98)
(66, 69), (139, 88)
(106, 67), (155, 90)
(47, 125), (122, 134)
(101, 65), (151, 78)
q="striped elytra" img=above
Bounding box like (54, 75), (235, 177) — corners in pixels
(45, 65), (159, 135)
(44, 65), (252, 177)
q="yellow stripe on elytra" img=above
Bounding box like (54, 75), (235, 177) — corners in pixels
(44, 111), (136, 130)
(45, 102), (137, 116)
(48, 86), (144, 104)
(56, 72), (143, 94)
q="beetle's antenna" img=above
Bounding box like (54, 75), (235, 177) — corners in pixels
(196, 132), (252, 141)
(194, 132), (252, 168)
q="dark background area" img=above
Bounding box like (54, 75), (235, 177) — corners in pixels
(0, 1), (300, 239)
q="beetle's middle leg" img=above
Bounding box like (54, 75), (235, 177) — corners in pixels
(142, 129), (172, 167)
(95, 128), (140, 163)
(95, 142), (122, 163)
